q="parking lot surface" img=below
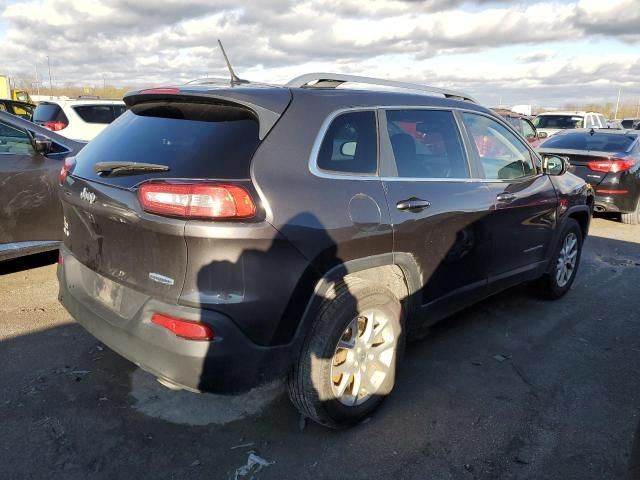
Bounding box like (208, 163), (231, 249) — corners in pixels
(1, 218), (639, 480)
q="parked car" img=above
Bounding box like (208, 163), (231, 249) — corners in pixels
(621, 118), (640, 130)
(539, 128), (640, 224)
(533, 111), (607, 138)
(0, 111), (84, 261)
(492, 108), (545, 147)
(0, 98), (34, 120)
(33, 98), (126, 142)
(57, 74), (593, 428)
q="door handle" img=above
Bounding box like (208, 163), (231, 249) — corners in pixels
(396, 198), (431, 212)
(496, 192), (517, 202)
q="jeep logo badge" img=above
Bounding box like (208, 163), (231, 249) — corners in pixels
(80, 187), (96, 204)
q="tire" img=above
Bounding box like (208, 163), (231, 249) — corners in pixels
(287, 278), (404, 429)
(621, 198), (640, 225)
(538, 218), (583, 299)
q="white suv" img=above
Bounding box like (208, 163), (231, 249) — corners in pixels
(33, 98), (126, 142)
(533, 111), (607, 138)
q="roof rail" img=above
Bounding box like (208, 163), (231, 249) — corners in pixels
(286, 72), (476, 103)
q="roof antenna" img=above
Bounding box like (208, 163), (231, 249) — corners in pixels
(218, 39), (248, 85)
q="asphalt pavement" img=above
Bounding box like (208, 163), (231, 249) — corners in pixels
(1, 217), (639, 480)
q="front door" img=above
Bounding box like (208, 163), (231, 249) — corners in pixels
(0, 118), (63, 244)
(459, 111), (557, 285)
(380, 108), (495, 321)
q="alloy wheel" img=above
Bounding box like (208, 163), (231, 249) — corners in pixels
(330, 309), (396, 406)
(556, 232), (578, 288)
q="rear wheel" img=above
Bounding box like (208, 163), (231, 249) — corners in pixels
(538, 218), (583, 299)
(621, 198), (640, 225)
(288, 279), (404, 428)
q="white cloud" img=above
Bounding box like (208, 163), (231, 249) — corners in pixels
(0, 0), (638, 105)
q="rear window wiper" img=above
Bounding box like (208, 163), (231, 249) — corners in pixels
(94, 161), (170, 176)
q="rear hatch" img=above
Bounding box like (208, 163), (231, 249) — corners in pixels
(60, 91), (287, 304)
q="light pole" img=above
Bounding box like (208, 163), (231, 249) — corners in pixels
(102, 74), (106, 96)
(614, 88), (621, 120)
(47, 55), (53, 95)
(35, 64), (40, 95)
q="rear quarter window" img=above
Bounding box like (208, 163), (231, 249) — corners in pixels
(316, 110), (377, 175)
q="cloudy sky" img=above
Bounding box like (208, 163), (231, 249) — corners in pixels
(1, 0), (639, 107)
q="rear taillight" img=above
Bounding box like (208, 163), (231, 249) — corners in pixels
(587, 158), (635, 173)
(138, 183), (256, 220)
(59, 156), (76, 185)
(151, 313), (214, 341)
(595, 189), (628, 195)
(42, 120), (67, 131)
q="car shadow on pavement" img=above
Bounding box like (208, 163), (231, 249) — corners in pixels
(0, 250), (58, 275)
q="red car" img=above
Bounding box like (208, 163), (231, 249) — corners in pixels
(493, 108), (545, 148)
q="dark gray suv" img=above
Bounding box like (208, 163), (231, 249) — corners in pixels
(57, 74), (593, 428)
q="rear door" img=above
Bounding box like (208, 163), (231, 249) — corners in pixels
(460, 112), (557, 284)
(381, 108), (495, 314)
(0, 117), (62, 245)
(60, 99), (263, 304)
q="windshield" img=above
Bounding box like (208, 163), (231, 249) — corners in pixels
(533, 115), (584, 129)
(541, 132), (636, 152)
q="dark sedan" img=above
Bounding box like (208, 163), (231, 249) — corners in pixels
(538, 129), (640, 224)
(0, 111), (84, 261)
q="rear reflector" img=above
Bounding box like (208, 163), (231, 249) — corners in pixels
(59, 156), (76, 185)
(595, 189), (628, 194)
(151, 313), (214, 341)
(140, 88), (180, 95)
(587, 159), (635, 173)
(138, 183), (256, 219)
(42, 120), (67, 131)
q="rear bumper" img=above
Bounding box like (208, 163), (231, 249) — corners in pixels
(57, 248), (291, 394)
(593, 193), (637, 213)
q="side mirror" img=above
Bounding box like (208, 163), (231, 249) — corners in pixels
(33, 135), (52, 155)
(537, 131), (548, 139)
(542, 155), (569, 176)
(340, 141), (357, 157)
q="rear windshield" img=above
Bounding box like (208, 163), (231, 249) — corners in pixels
(71, 101), (260, 188)
(33, 103), (68, 123)
(73, 105), (122, 124)
(533, 115), (584, 129)
(541, 132), (637, 152)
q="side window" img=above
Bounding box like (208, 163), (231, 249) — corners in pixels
(598, 115), (606, 128)
(0, 120), (35, 155)
(521, 119), (536, 140)
(113, 105), (127, 119)
(462, 112), (535, 180)
(585, 115), (595, 128)
(385, 109), (468, 178)
(317, 110), (377, 175)
(73, 105), (115, 124)
(0, 104), (7, 112)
